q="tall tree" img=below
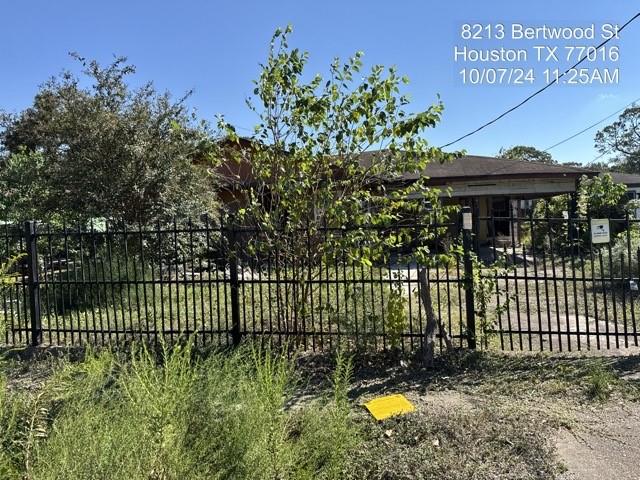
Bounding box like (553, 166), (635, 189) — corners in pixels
(220, 26), (459, 363)
(497, 145), (556, 164)
(0, 54), (218, 224)
(595, 105), (640, 173)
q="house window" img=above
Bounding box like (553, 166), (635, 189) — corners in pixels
(490, 197), (511, 237)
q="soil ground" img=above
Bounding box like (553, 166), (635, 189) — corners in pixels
(556, 402), (640, 480)
(337, 350), (640, 479)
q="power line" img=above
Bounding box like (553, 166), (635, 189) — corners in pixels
(543, 96), (640, 151)
(440, 11), (640, 149)
(589, 151), (608, 163)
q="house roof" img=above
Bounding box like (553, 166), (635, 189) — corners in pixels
(356, 151), (597, 184)
(608, 172), (640, 188)
(215, 140), (604, 191)
(422, 155), (594, 180)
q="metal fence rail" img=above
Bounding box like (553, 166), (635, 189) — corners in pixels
(2, 214), (640, 352)
(1, 218), (470, 352)
(479, 214), (640, 351)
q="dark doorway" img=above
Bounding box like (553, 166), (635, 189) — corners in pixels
(490, 197), (511, 237)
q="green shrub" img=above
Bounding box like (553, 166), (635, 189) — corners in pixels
(600, 227), (640, 279)
(1, 342), (359, 479)
(385, 283), (408, 351)
(1, 255), (22, 339)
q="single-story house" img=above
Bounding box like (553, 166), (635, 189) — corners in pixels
(213, 140), (640, 245)
(359, 152), (599, 243)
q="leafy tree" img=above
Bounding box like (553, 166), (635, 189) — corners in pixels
(595, 105), (640, 173)
(219, 26), (459, 364)
(0, 149), (48, 221)
(532, 173), (631, 250)
(497, 145), (556, 164)
(577, 173), (629, 218)
(534, 174), (629, 220)
(585, 160), (613, 171)
(0, 54), (218, 224)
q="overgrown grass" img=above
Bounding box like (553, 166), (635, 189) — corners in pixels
(4, 264), (467, 354)
(4, 348), (631, 479)
(0, 342), (358, 479)
(347, 405), (563, 480)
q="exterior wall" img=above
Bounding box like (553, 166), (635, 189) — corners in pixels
(441, 177), (578, 198)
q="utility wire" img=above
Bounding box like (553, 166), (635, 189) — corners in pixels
(543, 96), (640, 151)
(440, 11), (640, 149)
(589, 151), (607, 163)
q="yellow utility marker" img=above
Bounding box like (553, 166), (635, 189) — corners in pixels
(363, 394), (415, 421)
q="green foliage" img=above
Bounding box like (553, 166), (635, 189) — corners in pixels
(0, 342), (358, 479)
(0, 375), (29, 479)
(0, 55), (218, 224)
(294, 350), (357, 479)
(595, 104), (640, 173)
(600, 227), (640, 278)
(498, 145), (556, 164)
(585, 363), (616, 402)
(0, 255), (21, 290)
(385, 282), (408, 351)
(220, 26), (458, 263)
(577, 173), (628, 218)
(470, 255), (513, 350)
(0, 255), (23, 338)
(0, 150), (49, 221)
(218, 26), (459, 343)
(533, 194), (569, 219)
(531, 195), (570, 250)
(531, 173), (630, 251)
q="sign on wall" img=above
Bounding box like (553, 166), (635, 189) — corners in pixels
(590, 219), (610, 244)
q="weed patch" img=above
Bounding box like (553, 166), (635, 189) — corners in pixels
(0, 343), (358, 480)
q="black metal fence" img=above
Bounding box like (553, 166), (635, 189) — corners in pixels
(1, 218), (471, 352)
(2, 214), (640, 352)
(478, 214), (640, 351)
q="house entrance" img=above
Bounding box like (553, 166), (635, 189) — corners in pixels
(490, 197), (511, 237)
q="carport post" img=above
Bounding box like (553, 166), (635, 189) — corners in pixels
(461, 207), (476, 350)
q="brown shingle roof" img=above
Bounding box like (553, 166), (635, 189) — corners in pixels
(357, 151), (597, 184)
(423, 155), (594, 179)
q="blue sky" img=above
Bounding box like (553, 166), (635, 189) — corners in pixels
(1, 1), (638, 164)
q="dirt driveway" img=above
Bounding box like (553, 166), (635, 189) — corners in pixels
(556, 402), (640, 480)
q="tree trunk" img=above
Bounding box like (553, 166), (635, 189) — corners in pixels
(418, 267), (453, 367)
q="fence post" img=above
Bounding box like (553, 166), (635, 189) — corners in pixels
(228, 223), (242, 346)
(461, 207), (476, 349)
(24, 221), (42, 346)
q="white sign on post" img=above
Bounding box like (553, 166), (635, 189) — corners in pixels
(590, 219), (610, 244)
(462, 211), (472, 230)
